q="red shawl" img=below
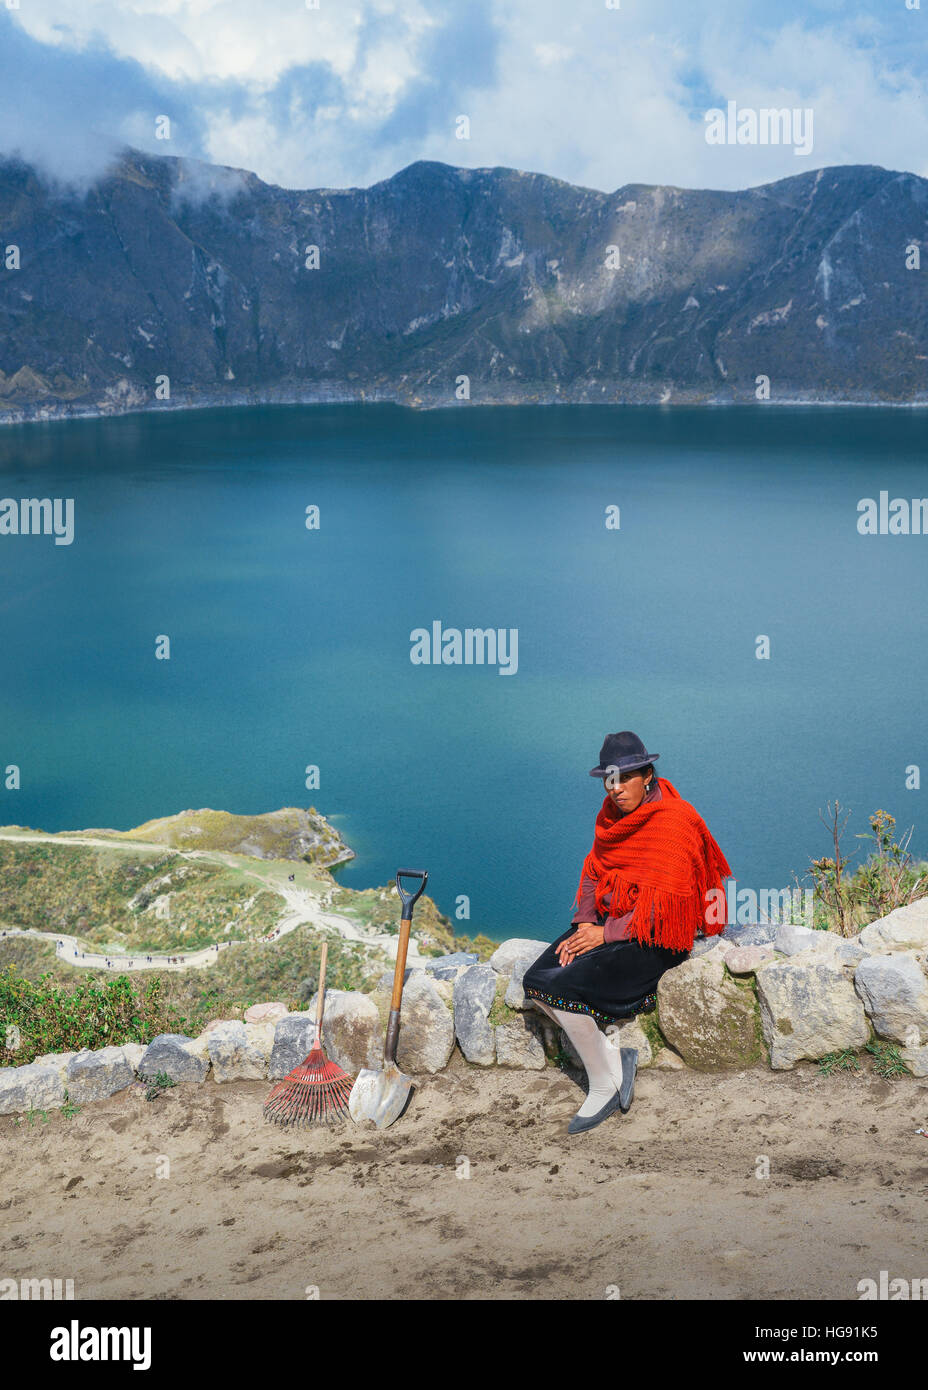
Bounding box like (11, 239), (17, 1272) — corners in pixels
(576, 779), (732, 952)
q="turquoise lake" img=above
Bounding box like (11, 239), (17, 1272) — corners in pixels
(0, 403), (926, 940)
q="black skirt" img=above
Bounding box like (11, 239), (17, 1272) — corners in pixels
(522, 925), (688, 1026)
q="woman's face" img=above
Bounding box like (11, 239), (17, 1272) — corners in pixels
(605, 767), (649, 814)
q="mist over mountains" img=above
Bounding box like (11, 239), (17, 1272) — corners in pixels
(0, 147), (926, 422)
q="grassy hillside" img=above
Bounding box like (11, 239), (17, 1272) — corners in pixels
(0, 924), (386, 1067)
(329, 881), (495, 960)
(0, 836), (484, 960)
(0, 808), (500, 1066)
(108, 805), (354, 867)
(0, 840), (286, 949)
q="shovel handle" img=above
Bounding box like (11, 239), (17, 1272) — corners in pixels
(315, 940), (328, 1038)
(384, 869), (428, 1063)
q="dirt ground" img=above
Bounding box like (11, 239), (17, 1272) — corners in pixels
(2, 1053), (927, 1301)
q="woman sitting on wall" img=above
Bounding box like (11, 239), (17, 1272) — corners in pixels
(523, 731), (731, 1134)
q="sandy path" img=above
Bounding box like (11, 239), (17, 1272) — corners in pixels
(0, 928), (232, 972)
(3, 1057), (926, 1301)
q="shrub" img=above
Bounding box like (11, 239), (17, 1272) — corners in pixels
(866, 1039), (909, 1080)
(0, 969), (190, 1067)
(810, 803), (927, 936)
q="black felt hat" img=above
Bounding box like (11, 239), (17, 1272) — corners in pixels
(589, 731), (660, 779)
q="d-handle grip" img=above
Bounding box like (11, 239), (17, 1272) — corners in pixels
(396, 868), (428, 919)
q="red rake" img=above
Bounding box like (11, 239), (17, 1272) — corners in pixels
(263, 941), (353, 1127)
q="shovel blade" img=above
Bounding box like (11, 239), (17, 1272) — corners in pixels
(348, 1062), (414, 1129)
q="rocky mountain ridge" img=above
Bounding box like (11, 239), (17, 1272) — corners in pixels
(0, 148), (926, 422)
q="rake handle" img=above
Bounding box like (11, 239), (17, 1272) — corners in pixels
(315, 940), (328, 1040)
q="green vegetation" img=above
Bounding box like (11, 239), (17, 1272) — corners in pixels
(547, 1041), (575, 1071)
(329, 879), (499, 959)
(329, 880), (457, 950)
(637, 1008), (664, 1055)
(203, 926), (379, 1010)
(0, 923), (385, 1066)
(0, 841), (286, 948)
(142, 1071), (176, 1102)
(810, 805), (928, 936)
(816, 1040), (911, 1079)
(0, 840), (171, 939)
(60, 1090), (81, 1120)
(487, 976), (519, 1028)
(0, 934), (64, 977)
(122, 879), (284, 951)
(13, 1108), (49, 1127)
(0, 817), (508, 1067)
(865, 1039), (909, 1080)
(817, 1048), (862, 1075)
(450, 931), (498, 962)
(117, 805), (353, 868)
(0, 829), (504, 971)
(0, 968), (191, 1066)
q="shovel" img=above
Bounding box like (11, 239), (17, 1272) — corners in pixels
(348, 867), (428, 1129)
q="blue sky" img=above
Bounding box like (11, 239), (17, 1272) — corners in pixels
(0, 0), (925, 194)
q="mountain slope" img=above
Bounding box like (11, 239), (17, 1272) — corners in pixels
(0, 150), (926, 419)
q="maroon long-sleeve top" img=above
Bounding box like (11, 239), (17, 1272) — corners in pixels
(572, 778), (663, 942)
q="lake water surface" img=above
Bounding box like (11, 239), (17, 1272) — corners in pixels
(1, 403), (925, 940)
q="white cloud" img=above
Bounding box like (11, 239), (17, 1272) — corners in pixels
(534, 43), (573, 68)
(8, 0), (424, 88)
(3, 0), (927, 192)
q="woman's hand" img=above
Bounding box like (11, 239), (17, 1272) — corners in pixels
(556, 922), (605, 965)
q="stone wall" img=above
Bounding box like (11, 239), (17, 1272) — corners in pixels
(3, 903), (928, 1115)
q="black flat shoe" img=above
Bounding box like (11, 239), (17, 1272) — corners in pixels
(618, 1047), (638, 1113)
(567, 1086), (624, 1135)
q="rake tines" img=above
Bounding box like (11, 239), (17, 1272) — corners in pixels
(263, 1042), (354, 1127)
(262, 940), (354, 1128)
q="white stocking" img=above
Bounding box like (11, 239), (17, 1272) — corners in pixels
(533, 1000), (624, 1117)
